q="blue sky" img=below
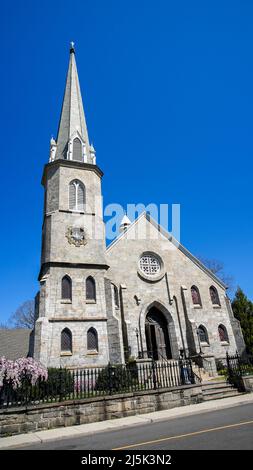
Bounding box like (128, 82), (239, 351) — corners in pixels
(1, 0), (253, 322)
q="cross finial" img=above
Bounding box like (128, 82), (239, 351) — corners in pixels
(70, 41), (75, 53)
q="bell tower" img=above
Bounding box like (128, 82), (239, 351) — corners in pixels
(33, 44), (110, 368)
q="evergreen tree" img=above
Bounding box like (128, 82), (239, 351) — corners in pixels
(232, 288), (253, 355)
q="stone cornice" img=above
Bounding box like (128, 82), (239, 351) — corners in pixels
(48, 317), (107, 322)
(38, 261), (109, 281)
(41, 159), (103, 186)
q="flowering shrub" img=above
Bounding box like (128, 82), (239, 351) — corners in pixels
(0, 356), (48, 390)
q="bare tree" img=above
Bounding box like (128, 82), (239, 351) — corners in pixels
(197, 256), (234, 296)
(0, 322), (10, 329)
(9, 300), (35, 329)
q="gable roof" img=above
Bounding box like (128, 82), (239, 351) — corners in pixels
(0, 329), (32, 360)
(106, 212), (227, 289)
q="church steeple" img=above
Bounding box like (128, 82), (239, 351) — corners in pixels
(53, 43), (94, 163)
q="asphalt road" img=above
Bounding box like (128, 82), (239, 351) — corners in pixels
(13, 402), (253, 450)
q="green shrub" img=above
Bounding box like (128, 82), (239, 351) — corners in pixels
(95, 364), (138, 393)
(216, 359), (225, 371)
(39, 368), (74, 399)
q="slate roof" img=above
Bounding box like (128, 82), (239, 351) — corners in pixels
(0, 329), (32, 360)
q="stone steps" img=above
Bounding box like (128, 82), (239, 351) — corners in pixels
(201, 380), (243, 401)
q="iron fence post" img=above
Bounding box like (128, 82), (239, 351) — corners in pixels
(236, 351), (242, 377)
(178, 357), (184, 385)
(226, 351), (233, 384)
(151, 359), (157, 390)
(59, 367), (64, 402)
(108, 363), (113, 395)
(188, 359), (195, 384)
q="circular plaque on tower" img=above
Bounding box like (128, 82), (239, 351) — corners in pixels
(66, 226), (87, 247)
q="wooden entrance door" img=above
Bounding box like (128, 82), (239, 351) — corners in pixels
(145, 307), (172, 360)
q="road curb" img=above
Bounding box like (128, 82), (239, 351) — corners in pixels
(1, 394), (253, 449)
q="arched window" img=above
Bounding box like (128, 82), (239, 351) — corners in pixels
(87, 327), (98, 351)
(218, 324), (229, 342)
(69, 179), (85, 211)
(197, 325), (209, 344)
(113, 285), (119, 308)
(86, 276), (96, 301)
(210, 286), (220, 305)
(191, 286), (202, 306)
(61, 275), (72, 301)
(61, 328), (72, 353)
(72, 137), (83, 162)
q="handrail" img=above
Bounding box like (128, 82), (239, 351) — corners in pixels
(185, 354), (202, 383)
(191, 370), (202, 384)
(157, 351), (202, 384)
(157, 350), (173, 364)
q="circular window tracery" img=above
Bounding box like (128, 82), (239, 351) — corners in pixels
(139, 254), (161, 276)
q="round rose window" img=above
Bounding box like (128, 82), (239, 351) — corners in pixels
(139, 254), (161, 276)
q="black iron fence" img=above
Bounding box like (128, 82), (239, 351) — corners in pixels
(0, 358), (196, 409)
(226, 352), (253, 390)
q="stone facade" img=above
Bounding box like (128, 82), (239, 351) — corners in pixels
(105, 215), (243, 365)
(32, 45), (246, 372)
(33, 162), (110, 368)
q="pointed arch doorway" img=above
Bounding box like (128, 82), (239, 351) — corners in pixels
(145, 307), (172, 360)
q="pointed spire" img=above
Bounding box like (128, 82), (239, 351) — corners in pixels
(119, 214), (131, 232)
(54, 43), (91, 161)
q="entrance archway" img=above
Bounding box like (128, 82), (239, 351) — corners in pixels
(145, 307), (172, 360)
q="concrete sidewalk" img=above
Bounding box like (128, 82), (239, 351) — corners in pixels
(1, 393), (253, 449)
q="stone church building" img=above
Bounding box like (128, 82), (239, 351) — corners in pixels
(33, 45), (245, 372)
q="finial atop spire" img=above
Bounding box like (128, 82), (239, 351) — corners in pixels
(70, 41), (75, 53)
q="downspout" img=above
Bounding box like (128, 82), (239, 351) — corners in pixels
(173, 295), (186, 358)
(138, 311), (144, 358)
(119, 284), (129, 362)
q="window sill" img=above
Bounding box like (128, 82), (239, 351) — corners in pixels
(193, 305), (202, 309)
(60, 351), (72, 356)
(86, 351), (99, 356)
(200, 342), (210, 347)
(221, 341), (230, 346)
(61, 300), (72, 304)
(59, 209), (95, 216)
(86, 300), (96, 304)
(65, 209), (85, 214)
(212, 304), (221, 308)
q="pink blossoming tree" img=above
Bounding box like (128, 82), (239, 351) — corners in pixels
(0, 357), (48, 390)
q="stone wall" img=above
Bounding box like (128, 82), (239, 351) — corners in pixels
(0, 384), (203, 437)
(241, 375), (253, 393)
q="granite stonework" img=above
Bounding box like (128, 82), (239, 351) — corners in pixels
(241, 375), (253, 392)
(106, 215), (243, 365)
(0, 385), (203, 437)
(32, 46), (246, 372)
(33, 159), (112, 368)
